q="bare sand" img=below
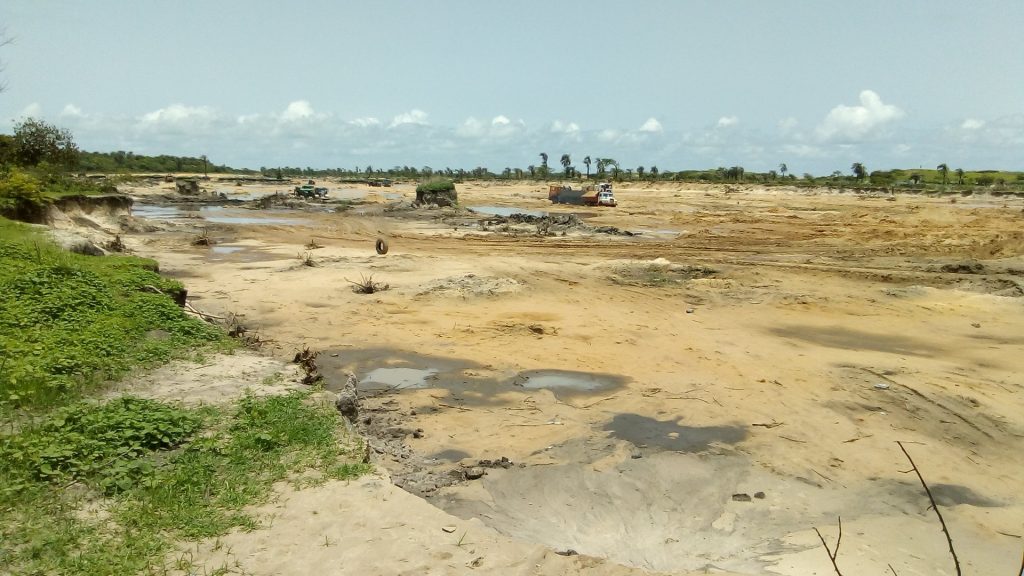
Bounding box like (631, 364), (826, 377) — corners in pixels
(62, 178), (1024, 574)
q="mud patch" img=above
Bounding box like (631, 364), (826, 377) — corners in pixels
(771, 325), (941, 356)
(603, 413), (747, 453)
(608, 259), (717, 287)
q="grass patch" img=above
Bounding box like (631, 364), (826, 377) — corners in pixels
(0, 217), (230, 412)
(0, 391), (370, 575)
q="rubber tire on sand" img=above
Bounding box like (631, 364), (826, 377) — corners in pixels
(375, 238), (389, 255)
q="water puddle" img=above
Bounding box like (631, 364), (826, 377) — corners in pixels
(200, 206), (311, 225)
(470, 206), (548, 217)
(132, 205), (186, 220)
(133, 203), (312, 226)
(603, 413), (747, 453)
(513, 369), (627, 396)
(360, 367), (440, 390)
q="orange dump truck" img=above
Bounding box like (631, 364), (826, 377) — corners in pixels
(548, 182), (617, 206)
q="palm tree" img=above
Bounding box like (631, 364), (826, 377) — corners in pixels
(937, 163), (949, 185)
(636, 166), (644, 180)
(779, 163), (788, 178)
(539, 152), (548, 168)
(650, 165), (659, 181)
(560, 154), (571, 178)
(583, 156), (592, 179)
(851, 162), (867, 181)
(528, 165), (536, 178)
(954, 168), (964, 185)
(596, 158), (605, 176)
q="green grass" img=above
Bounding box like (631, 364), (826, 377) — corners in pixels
(0, 215), (371, 574)
(0, 391), (370, 575)
(0, 217), (229, 412)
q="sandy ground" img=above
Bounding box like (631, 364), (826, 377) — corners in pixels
(52, 178), (1024, 574)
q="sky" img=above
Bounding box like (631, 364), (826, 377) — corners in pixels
(1, 0), (1022, 174)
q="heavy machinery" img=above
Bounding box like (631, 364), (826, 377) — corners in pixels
(548, 182), (616, 206)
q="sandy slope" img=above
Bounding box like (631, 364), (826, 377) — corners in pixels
(94, 178), (1024, 574)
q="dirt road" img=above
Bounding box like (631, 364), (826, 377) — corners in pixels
(76, 179), (1024, 574)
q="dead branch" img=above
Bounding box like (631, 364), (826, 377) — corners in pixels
(752, 420), (784, 428)
(897, 441), (961, 576)
(183, 302), (225, 321)
(814, 516), (844, 576)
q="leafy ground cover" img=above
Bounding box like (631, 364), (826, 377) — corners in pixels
(0, 217), (370, 574)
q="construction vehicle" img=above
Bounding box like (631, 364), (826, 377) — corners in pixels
(294, 184), (329, 199)
(548, 182), (616, 206)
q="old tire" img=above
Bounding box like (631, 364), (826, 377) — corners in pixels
(375, 238), (389, 255)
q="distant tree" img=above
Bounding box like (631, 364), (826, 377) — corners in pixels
(779, 163), (788, 178)
(909, 173), (921, 185)
(851, 162), (867, 181)
(201, 155), (209, 177)
(650, 165), (658, 181)
(636, 166), (645, 180)
(502, 167), (511, 179)
(275, 167), (283, 180)
(528, 165), (536, 178)
(539, 152), (548, 168)
(768, 169), (778, 181)
(583, 156), (592, 178)
(11, 118), (79, 168)
(954, 168), (964, 185)
(803, 173), (815, 183)
(560, 154), (571, 177)
(937, 163), (949, 185)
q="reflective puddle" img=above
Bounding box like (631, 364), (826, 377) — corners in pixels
(513, 369), (626, 395)
(360, 367), (440, 390)
(470, 206), (549, 217)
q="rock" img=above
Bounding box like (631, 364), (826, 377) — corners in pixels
(630, 447), (643, 459)
(555, 549), (578, 556)
(442, 526), (457, 533)
(70, 241), (106, 256)
(731, 493), (752, 502)
(754, 491), (766, 499)
(335, 372), (359, 421)
(465, 467), (486, 480)
(685, 308), (695, 314)
(873, 382), (891, 390)
(412, 430), (424, 439)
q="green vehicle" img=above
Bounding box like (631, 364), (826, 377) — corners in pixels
(294, 184), (328, 198)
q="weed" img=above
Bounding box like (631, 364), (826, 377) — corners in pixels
(297, 250), (318, 267)
(347, 273), (390, 294)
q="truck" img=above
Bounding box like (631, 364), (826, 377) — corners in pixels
(294, 184), (329, 199)
(548, 182), (616, 206)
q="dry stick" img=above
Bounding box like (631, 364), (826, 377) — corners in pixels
(888, 564), (899, 576)
(896, 441), (962, 576)
(813, 516), (844, 576)
(1017, 548), (1023, 576)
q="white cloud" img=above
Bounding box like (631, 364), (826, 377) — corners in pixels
(350, 116), (381, 128)
(717, 116), (739, 128)
(138, 104), (217, 130)
(390, 109), (428, 128)
(281, 100), (314, 122)
(550, 120), (580, 135)
(492, 115), (510, 126)
(777, 117), (798, 132)
(21, 103), (42, 117)
(598, 128), (619, 142)
(816, 90), (904, 141)
(961, 118), (985, 130)
(639, 117), (663, 133)
(61, 104), (83, 118)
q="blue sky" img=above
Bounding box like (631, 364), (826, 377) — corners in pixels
(2, 0), (1022, 174)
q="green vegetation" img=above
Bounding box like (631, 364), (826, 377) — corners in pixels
(415, 178), (456, 194)
(0, 220), (227, 411)
(0, 210), (369, 574)
(0, 391), (370, 575)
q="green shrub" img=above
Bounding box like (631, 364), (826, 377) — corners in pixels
(415, 178), (456, 194)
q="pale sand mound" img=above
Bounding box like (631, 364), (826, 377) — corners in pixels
(172, 472), (702, 576)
